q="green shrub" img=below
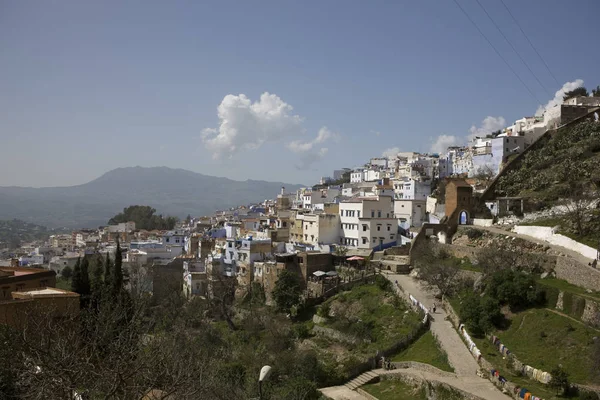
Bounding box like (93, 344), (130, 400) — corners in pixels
(540, 285), (560, 308)
(374, 274), (392, 292)
(487, 270), (543, 311)
(465, 228), (484, 240)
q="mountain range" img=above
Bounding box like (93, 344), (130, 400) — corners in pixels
(0, 167), (304, 229)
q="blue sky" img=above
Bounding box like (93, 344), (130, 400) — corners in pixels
(1, 0), (598, 187)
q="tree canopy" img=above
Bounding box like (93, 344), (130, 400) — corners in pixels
(272, 270), (303, 315)
(563, 86), (589, 101)
(108, 205), (178, 230)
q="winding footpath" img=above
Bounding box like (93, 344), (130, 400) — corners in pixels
(319, 273), (511, 400)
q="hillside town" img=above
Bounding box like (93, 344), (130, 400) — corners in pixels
(1, 91), (600, 400)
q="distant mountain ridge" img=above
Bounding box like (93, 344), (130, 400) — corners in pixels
(0, 167), (304, 229)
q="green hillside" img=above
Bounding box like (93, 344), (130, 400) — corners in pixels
(495, 120), (600, 201)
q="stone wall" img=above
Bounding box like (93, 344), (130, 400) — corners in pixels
(555, 255), (600, 291)
(312, 324), (367, 345)
(379, 372), (485, 400)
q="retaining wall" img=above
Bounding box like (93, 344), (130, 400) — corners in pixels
(513, 225), (597, 260)
(379, 372), (485, 400)
(472, 218), (494, 227)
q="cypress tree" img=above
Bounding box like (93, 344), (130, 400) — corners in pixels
(104, 252), (112, 287)
(71, 257), (82, 294)
(112, 240), (123, 295)
(90, 254), (105, 307)
(80, 256), (91, 296)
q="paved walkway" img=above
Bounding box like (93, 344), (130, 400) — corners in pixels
(385, 273), (510, 400)
(320, 273), (510, 400)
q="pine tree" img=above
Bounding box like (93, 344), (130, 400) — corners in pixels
(71, 257), (82, 293)
(112, 240), (123, 295)
(80, 256), (91, 296)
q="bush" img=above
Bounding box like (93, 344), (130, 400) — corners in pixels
(486, 270), (543, 311)
(580, 390), (600, 400)
(374, 274), (392, 292)
(465, 228), (484, 240)
(459, 293), (502, 337)
(540, 285), (560, 308)
(292, 323), (313, 340)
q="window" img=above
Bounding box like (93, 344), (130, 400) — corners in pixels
(228, 242), (232, 248)
(371, 210), (375, 217)
(362, 237), (367, 244)
(377, 225), (381, 231)
(390, 234), (394, 239)
(387, 213), (389, 218)
(357, 211), (360, 217)
(377, 211), (381, 217)
(387, 225), (391, 231)
(373, 237), (376, 242)
(362, 225), (367, 231)
(166, 238), (170, 243)
(282, 221), (287, 227)
(304, 234), (308, 240)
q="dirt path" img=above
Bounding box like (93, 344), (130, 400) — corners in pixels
(320, 386), (370, 400)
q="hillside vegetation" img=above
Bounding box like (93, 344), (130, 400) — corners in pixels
(108, 205), (178, 230)
(495, 120), (600, 201)
(0, 219), (59, 248)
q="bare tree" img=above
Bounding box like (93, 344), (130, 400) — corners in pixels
(563, 183), (597, 237)
(415, 244), (461, 298)
(473, 165), (495, 189)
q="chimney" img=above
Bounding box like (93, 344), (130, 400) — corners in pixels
(281, 186), (285, 195)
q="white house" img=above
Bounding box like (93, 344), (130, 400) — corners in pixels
(107, 221), (136, 233)
(339, 195), (397, 249)
(394, 199), (426, 228)
(300, 213), (340, 245)
(350, 169), (364, 183)
(162, 230), (187, 245)
(392, 178), (431, 200)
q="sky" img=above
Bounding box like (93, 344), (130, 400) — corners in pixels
(1, 0), (599, 187)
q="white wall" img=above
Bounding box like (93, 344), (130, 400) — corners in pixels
(472, 218), (493, 227)
(513, 225), (597, 260)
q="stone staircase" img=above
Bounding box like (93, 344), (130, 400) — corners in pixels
(344, 370), (380, 390)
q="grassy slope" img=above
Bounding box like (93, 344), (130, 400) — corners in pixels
(477, 308), (596, 384)
(392, 330), (454, 372)
(320, 283), (422, 355)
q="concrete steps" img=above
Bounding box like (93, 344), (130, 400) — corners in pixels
(344, 371), (380, 390)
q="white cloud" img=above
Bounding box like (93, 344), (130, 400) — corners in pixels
(287, 127), (339, 153)
(202, 93), (337, 170)
(382, 147), (400, 158)
(202, 92), (304, 158)
(295, 148), (329, 170)
(536, 79), (585, 115)
(468, 116), (506, 141)
(430, 135), (460, 154)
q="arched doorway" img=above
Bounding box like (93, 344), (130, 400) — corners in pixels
(459, 210), (469, 225)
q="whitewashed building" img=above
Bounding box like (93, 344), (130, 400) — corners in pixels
(339, 196), (397, 249)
